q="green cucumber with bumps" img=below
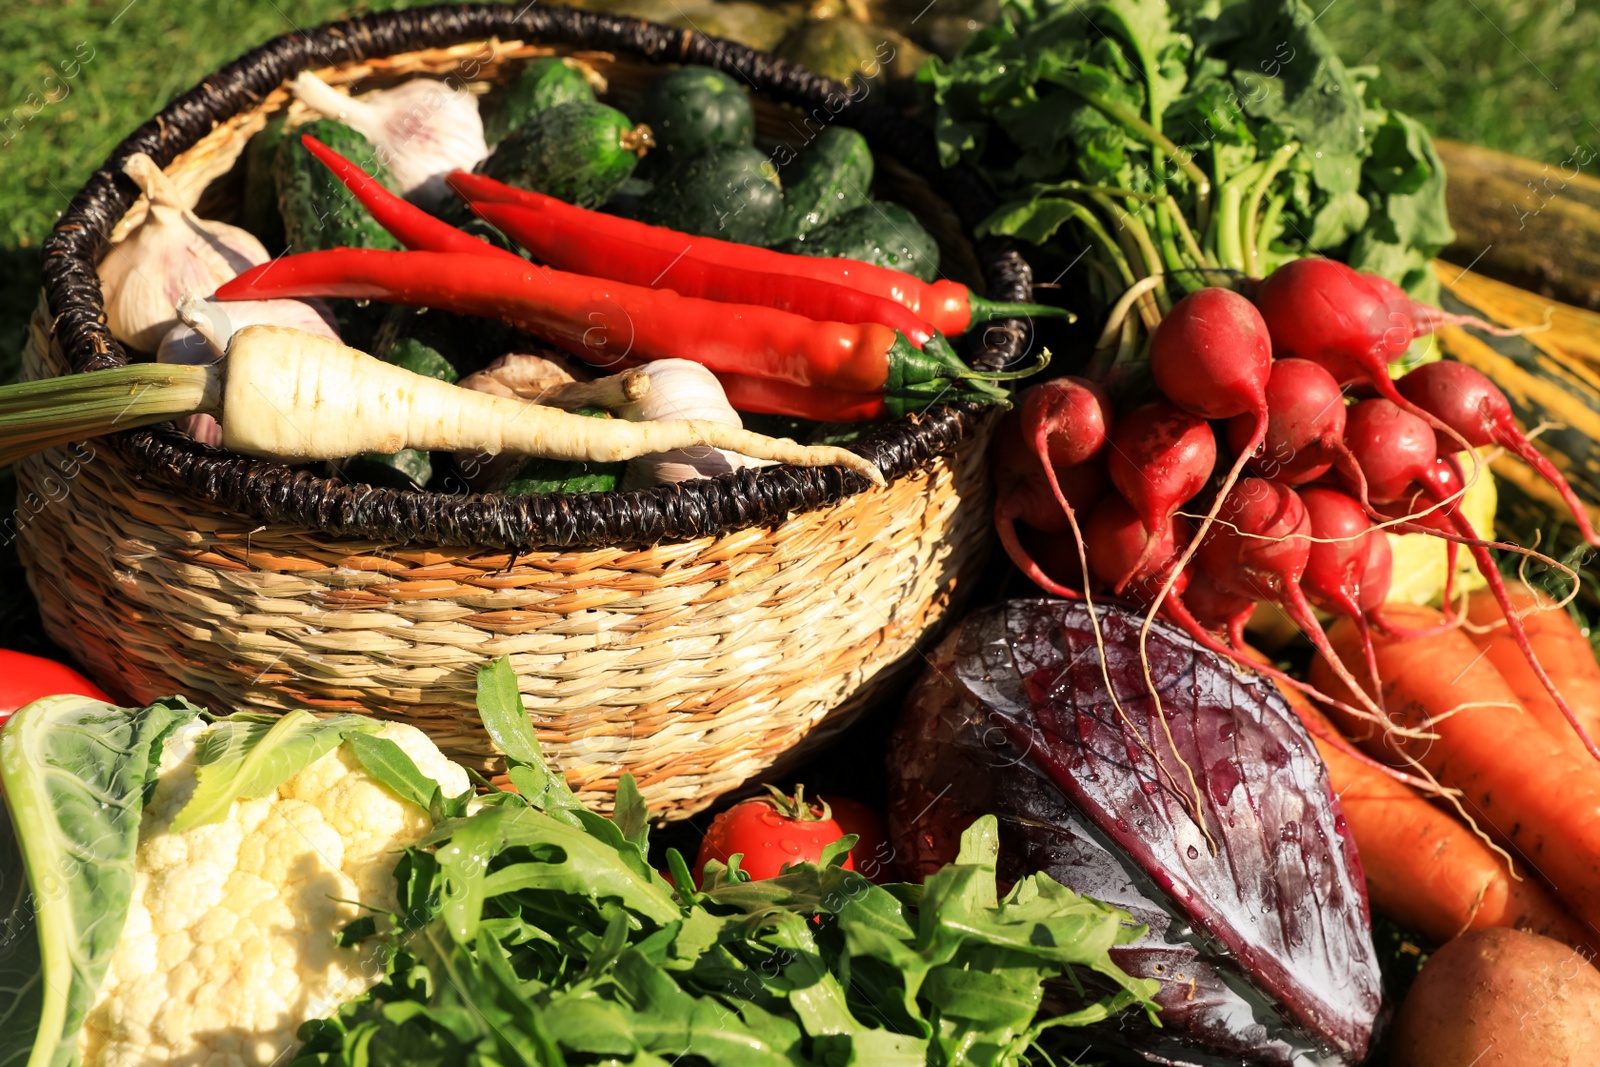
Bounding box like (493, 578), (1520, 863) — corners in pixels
(480, 101), (653, 208)
(274, 119), (402, 253)
(777, 201), (940, 282)
(772, 126), (873, 242)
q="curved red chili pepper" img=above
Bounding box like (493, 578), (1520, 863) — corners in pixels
(301, 135), (524, 263)
(445, 171), (1072, 336)
(215, 249), (1009, 416)
(470, 201), (937, 347)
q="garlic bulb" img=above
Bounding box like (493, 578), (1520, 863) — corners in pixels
(292, 72), (488, 208)
(619, 360), (773, 487)
(157, 294), (340, 447)
(98, 154), (269, 352)
(158, 296), (338, 365)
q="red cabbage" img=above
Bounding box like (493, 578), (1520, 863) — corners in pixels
(888, 599), (1383, 1065)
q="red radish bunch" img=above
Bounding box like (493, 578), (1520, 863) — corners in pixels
(991, 257), (1599, 759)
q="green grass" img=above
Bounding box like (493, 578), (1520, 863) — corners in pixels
(1318, 0), (1600, 164)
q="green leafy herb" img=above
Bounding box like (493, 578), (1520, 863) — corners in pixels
(293, 659), (1160, 1067)
(172, 710), (381, 832)
(922, 0), (1457, 369)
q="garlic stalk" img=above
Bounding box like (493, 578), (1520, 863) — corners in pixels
(292, 72), (488, 208)
(98, 154), (269, 351)
(619, 360), (774, 487)
(159, 294), (341, 447)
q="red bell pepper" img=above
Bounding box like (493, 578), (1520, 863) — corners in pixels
(301, 135), (525, 263)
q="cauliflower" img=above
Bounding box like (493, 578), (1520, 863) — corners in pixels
(77, 721), (469, 1067)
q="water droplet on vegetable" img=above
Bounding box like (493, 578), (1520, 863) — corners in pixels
(781, 839), (802, 855)
(1186, 845), (1200, 860)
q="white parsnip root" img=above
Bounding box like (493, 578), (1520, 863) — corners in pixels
(214, 327), (885, 484)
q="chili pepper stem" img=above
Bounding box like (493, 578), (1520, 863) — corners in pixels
(964, 296), (1079, 326)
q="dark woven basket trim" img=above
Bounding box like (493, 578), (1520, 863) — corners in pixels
(41, 3), (1026, 550)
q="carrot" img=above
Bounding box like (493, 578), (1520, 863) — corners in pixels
(1309, 603), (1600, 932)
(1466, 581), (1600, 745)
(1273, 670), (1593, 950)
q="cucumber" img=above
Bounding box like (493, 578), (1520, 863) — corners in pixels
(503, 462), (622, 494)
(334, 449), (434, 491)
(480, 101), (652, 208)
(483, 58), (596, 145)
(274, 119), (403, 253)
(772, 126), (873, 242)
(502, 407), (621, 493)
(777, 201), (940, 281)
(637, 66), (754, 164)
(638, 146), (782, 245)
(240, 114), (289, 251)
(385, 336), (459, 383)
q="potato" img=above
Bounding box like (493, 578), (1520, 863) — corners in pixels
(1390, 927), (1600, 1067)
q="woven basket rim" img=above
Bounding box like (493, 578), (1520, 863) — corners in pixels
(40, 2), (1032, 550)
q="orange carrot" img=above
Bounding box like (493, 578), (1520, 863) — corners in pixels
(1275, 672), (1592, 950)
(1467, 581), (1600, 745)
(1310, 603), (1600, 933)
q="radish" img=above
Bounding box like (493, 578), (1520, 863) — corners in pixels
(1150, 288), (1273, 423)
(1252, 260), (1515, 452)
(1033, 376), (1113, 470)
(991, 380), (1114, 599)
(1359, 525), (1394, 615)
(1143, 289), (1275, 674)
(1300, 487), (1385, 693)
(1398, 360), (1600, 545)
(1106, 401), (1216, 571)
(1175, 569), (1255, 646)
(1256, 259), (1524, 375)
(1339, 399), (1439, 505)
(1225, 358), (1361, 487)
(1378, 456), (1600, 761)
(1084, 494), (1188, 599)
(1196, 478), (1385, 721)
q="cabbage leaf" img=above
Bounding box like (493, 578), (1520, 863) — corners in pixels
(0, 694), (201, 1067)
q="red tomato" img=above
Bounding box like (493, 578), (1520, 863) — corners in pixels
(0, 649), (110, 726)
(695, 786), (854, 883)
(819, 795), (895, 883)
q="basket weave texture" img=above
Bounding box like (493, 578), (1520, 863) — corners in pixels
(17, 4), (1025, 816)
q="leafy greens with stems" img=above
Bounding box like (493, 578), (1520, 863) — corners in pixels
(0, 661), (1160, 1067)
(922, 0), (1455, 369)
(290, 658), (1160, 1066)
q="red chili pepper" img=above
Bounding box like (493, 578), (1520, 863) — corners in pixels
(301, 135), (524, 263)
(469, 201), (939, 347)
(215, 250), (1012, 415)
(446, 171), (1072, 336)
(0, 649), (110, 722)
(713, 372), (886, 422)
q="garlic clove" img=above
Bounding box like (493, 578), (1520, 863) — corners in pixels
(99, 154), (269, 351)
(292, 72), (488, 209)
(620, 360), (774, 486)
(158, 296), (339, 366)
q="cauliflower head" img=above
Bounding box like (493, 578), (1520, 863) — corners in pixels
(77, 721), (468, 1067)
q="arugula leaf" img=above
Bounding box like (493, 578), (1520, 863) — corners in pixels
(474, 656), (542, 767)
(172, 710), (380, 832)
(612, 773), (650, 855)
(0, 694), (200, 1067)
(344, 732), (442, 814)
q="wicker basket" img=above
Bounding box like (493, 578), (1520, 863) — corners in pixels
(17, 4), (1037, 818)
